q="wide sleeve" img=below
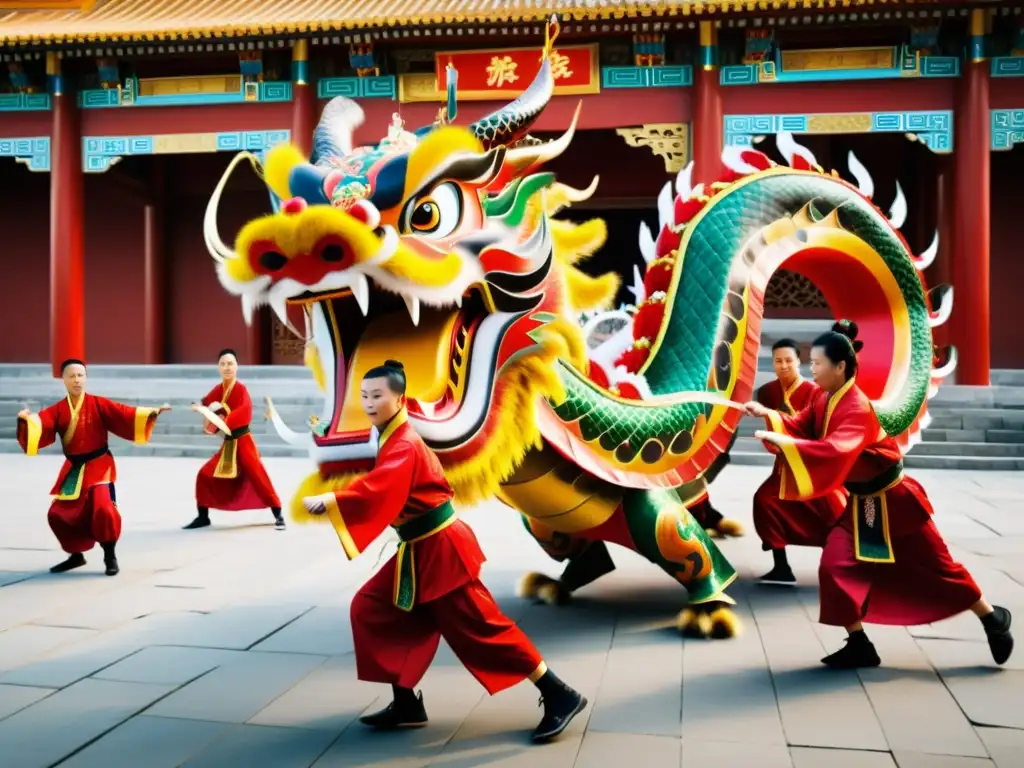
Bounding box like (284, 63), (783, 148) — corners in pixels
(96, 396), (161, 445)
(223, 384), (252, 431)
(755, 382), (774, 408)
(200, 385), (221, 407)
(16, 403), (59, 456)
(314, 440), (416, 560)
(765, 398), (817, 440)
(761, 400), (875, 502)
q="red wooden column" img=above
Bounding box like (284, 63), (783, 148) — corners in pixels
(291, 39), (315, 157)
(48, 52), (85, 377)
(143, 159), (166, 363)
(951, 9), (991, 385)
(692, 21), (724, 186)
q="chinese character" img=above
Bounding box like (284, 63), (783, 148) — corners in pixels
(550, 50), (573, 80)
(486, 55), (519, 88)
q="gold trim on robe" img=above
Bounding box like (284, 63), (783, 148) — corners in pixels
(213, 438), (240, 479)
(133, 407), (160, 445)
(18, 413), (43, 456)
(320, 492), (360, 559)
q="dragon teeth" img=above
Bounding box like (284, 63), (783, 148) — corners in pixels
(404, 294), (421, 327)
(240, 295), (255, 325)
(269, 294), (289, 325)
(352, 274), (370, 316)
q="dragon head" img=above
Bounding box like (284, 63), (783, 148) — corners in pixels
(205, 17), (619, 509)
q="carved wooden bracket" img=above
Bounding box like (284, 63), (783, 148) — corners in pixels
(615, 123), (689, 173)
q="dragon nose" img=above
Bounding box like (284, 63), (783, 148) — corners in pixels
(281, 197), (308, 215)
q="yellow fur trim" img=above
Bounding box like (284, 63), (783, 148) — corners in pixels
(404, 126), (483, 199)
(263, 143), (306, 202)
(231, 205), (386, 283)
(517, 571), (555, 599)
(288, 471), (355, 523)
(717, 519), (746, 537)
(564, 267), (619, 312)
(537, 581), (566, 605)
(709, 607), (742, 639)
(550, 218), (607, 265)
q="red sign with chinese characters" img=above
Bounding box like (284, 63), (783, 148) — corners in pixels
(434, 44), (599, 100)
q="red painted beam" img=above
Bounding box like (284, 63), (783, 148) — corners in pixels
(81, 101), (292, 137)
(991, 77), (1024, 110)
(723, 79), (955, 115)
(0, 109), (51, 139)
(50, 90), (85, 377)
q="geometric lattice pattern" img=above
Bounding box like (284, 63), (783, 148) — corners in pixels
(765, 269), (829, 310)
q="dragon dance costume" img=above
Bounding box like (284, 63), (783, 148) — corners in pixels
(204, 12), (960, 640)
(189, 380), (283, 528)
(16, 394), (163, 575)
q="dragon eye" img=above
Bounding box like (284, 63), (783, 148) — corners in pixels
(405, 181), (462, 238)
(259, 250), (288, 272)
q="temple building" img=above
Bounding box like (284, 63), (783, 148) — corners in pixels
(0, 1), (1020, 383)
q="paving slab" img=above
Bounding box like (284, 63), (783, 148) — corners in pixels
(181, 723), (339, 768)
(0, 683), (54, 720)
(56, 714), (231, 768)
(0, 678), (175, 768)
(145, 651), (327, 723)
(0, 457), (1022, 766)
(573, 731), (681, 767)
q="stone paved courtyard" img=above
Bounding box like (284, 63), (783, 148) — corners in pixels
(1, 456), (1022, 768)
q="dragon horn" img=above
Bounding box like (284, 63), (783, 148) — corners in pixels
(468, 15), (560, 149)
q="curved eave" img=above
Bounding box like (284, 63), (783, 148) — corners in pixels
(0, 0), (962, 47)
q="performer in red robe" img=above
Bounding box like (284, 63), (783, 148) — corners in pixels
(747, 322), (1013, 669)
(184, 349), (284, 530)
(753, 338), (846, 585)
(303, 360), (587, 742)
(15, 359), (170, 576)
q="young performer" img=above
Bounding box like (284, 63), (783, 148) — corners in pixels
(753, 338), (845, 585)
(15, 359), (170, 576)
(746, 322), (1013, 669)
(303, 360), (588, 742)
(184, 348), (284, 531)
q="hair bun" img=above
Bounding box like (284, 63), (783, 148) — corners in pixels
(383, 359), (404, 371)
(830, 319), (860, 342)
(852, 340), (864, 353)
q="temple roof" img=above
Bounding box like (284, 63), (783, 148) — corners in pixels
(0, 0), (945, 46)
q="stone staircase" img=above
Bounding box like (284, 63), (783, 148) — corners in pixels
(1, 362), (1022, 470)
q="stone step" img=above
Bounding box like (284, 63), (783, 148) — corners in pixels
(992, 369), (1024, 387)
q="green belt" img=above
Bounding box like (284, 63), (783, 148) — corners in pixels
(847, 462), (903, 564)
(845, 461), (903, 496)
(393, 500), (457, 612)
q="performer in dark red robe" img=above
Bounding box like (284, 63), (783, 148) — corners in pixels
(747, 322), (1013, 669)
(184, 349), (284, 530)
(15, 359), (170, 576)
(304, 360), (587, 742)
(753, 338), (846, 585)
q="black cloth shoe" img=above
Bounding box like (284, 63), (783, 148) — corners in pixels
(49, 553), (86, 574)
(758, 565), (796, 586)
(101, 543), (119, 577)
(532, 671), (587, 743)
(982, 606), (1014, 666)
(359, 689), (428, 729)
(184, 506), (211, 530)
(272, 508), (286, 531)
(821, 632), (881, 669)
